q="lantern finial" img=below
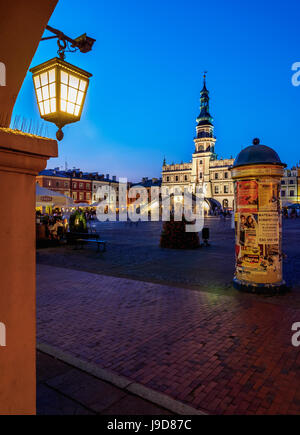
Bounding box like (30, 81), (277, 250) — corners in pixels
(56, 128), (64, 141)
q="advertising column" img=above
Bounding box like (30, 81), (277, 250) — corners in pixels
(231, 139), (286, 294)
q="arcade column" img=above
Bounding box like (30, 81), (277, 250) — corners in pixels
(0, 128), (57, 414)
(230, 138), (287, 294)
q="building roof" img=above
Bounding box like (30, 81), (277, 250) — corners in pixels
(38, 169), (70, 179)
(132, 178), (162, 188)
(38, 169), (118, 183)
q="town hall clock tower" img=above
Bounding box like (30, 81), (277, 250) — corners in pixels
(191, 74), (217, 197)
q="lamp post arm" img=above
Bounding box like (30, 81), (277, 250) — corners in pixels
(43, 25), (79, 47)
(41, 25), (96, 54)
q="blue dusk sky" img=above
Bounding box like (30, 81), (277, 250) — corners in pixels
(13, 0), (300, 182)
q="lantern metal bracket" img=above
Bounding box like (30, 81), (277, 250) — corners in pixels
(41, 25), (96, 60)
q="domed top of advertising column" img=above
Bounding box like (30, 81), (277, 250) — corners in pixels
(233, 138), (287, 168)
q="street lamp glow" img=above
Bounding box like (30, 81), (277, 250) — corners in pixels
(30, 57), (92, 141)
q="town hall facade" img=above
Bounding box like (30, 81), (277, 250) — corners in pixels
(162, 75), (235, 210)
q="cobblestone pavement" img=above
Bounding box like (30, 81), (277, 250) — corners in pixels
(37, 218), (300, 296)
(37, 263), (300, 415)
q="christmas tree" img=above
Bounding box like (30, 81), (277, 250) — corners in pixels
(160, 214), (200, 249)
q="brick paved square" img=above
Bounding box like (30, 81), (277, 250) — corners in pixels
(37, 219), (300, 415)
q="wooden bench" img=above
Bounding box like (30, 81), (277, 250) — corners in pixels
(77, 238), (107, 252)
(66, 233), (106, 252)
(67, 232), (99, 244)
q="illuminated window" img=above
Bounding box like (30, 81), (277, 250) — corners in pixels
(33, 68), (56, 116)
(60, 71), (87, 116)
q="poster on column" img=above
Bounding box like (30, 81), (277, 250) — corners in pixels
(235, 178), (282, 283)
(236, 213), (260, 270)
(258, 181), (280, 212)
(237, 181), (258, 213)
(257, 212), (279, 244)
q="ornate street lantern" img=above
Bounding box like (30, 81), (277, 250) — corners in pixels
(30, 25), (95, 141)
(30, 57), (92, 141)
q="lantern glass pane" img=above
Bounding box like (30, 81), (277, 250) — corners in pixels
(34, 76), (41, 89)
(39, 102), (45, 116)
(48, 69), (55, 83)
(61, 84), (68, 100)
(67, 102), (75, 115)
(50, 98), (56, 113)
(42, 86), (49, 100)
(68, 87), (78, 104)
(61, 71), (68, 84)
(79, 80), (87, 92)
(69, 75), (79, 89)
(41, 72), (48, 87)
(76, 91), (84, 106)
(74, 105), (80, 116)
(37, 88), (42, 102)
(33, 69), (58, 117)
(44, 100), (50, 115)
(49, 83), (56, 98)
(61, 99), (67, 112)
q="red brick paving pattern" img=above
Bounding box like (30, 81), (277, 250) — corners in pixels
(37, 265), (300, 415)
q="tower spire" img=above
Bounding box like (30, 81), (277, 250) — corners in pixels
(196, 72), (213, 126)
(202, 71), (208, 90)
